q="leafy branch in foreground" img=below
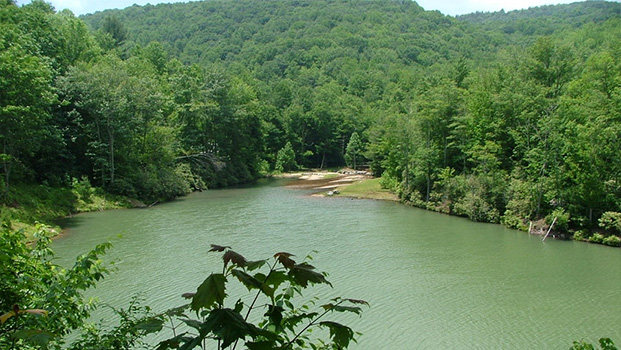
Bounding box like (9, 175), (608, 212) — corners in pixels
(570, 338), (617, 350)
(156, 244), (368, 350)
(0, 224), (113, 349)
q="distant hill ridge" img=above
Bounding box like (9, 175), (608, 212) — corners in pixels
(81, 0), (621, 67)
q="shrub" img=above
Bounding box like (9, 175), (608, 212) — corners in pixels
(588, 233), (604, 244)
(156, 245), (367, 350)
(599, 212), (621, 234)
(570, 337), (617, 350)
(573, 230), (588, 241)
(275, 142), (298, 173)
(602, 235), (621, 247)
(502, 209), (528, 231)
(71, 176), (94, 201)
(546, 208), (570, 232)
(379, 172), (399, 192)
(0, 225), (113, 349)
(0, 230), (366, 350)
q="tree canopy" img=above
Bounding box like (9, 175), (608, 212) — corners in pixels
(0, 0), (619, 243)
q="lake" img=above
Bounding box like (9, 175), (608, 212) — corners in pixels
(54, 178), (621, 349)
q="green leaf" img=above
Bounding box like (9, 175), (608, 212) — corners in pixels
(181, 318), (203, 331)
(332, 305), (363, 314)
(178, 336), (203, 350)
(135, 318), (165, 333)
(165, 304), (190, 317)
(283, 312), (318, 330)
(191, 273), (226, 311)
(319, 321), (355, 348)
(258, 270), (288, 294)
(232, 269), (263, 291)
(344, 298), (369, 306)
(12, 329), (54, 347)
(155, 333), (188, 350)
(265, 305), (283, 328)
(288, 263), (331, 287)
(246, 340), (280, 350)
(201, 308), (267, 348)
(246, 259), (267, 271)
(234, 299), (244, 313)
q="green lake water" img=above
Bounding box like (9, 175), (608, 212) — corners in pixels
(53, 178), (621, 349)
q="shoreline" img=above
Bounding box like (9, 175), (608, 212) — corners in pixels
(13, 171), (618, 247)
(279, 170), (398, 201)
(282, 171), (620, 247)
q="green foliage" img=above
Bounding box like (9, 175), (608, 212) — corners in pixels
(0, 226), (366, 349)
(599, 212), (621, 234)
(0, 225), (113, 349)
(67, 296), (163, 350)
(570, 338), (617, 350)
(546, 208), (570, 233)
(1, 0), (620, 240)
(101, 15), (127, 47)
(589, 233), (605, 244)
(345, 132), (363, 170)
(602, 235), (621, 247)
(275, 142), (298, 173)
(157, 245), (367, 350)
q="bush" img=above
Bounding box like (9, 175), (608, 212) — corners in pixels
(156, 245), (367, 349)
(175, 163), (206, 191)
(0, 230), (366, 350)
(274, 142), (298, 173)
(588, 233), (604, 244)
(599, 212), (621, 234)
(570, 337), (617, 350)
(0, 225), (113, 349)
(573, 230), (588, 241)
(71, 176), (94, 201)
(454, 191), (500, 223)
(502, 209), (529, 231)
(504, 177), (538, 222)
(602, 235), (621, 247)
(379, 172), (399, 192)
(547, 208), (570, 232)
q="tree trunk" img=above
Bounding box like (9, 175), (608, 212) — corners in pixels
(426, 170), (431, 202)
(107, 120), (115, 185)
(2, 140), (10, 199)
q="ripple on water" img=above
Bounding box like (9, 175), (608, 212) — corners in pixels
(54, 181), (621, 349)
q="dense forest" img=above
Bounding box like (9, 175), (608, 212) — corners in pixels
(1, 0), (620, 245)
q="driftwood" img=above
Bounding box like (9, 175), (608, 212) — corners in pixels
(542, 217), (557, 242)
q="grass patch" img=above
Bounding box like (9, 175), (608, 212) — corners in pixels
(1, 181), (130, 240)
(337, 178), (397, 201)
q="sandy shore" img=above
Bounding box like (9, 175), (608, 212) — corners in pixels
(282, 171), (369, 189)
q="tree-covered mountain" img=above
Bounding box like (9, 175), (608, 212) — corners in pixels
(1, 0), (620, 244)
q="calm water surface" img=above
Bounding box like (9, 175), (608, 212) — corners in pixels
(54, 179), (621, 349)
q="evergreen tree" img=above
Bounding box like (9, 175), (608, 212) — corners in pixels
(345, 132), (363, 170)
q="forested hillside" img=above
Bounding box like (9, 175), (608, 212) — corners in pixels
(1, 0), (620, 244)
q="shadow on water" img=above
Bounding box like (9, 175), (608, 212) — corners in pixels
(55, 215), (87, 230)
